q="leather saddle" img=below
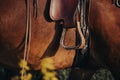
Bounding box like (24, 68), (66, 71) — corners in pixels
(50, 0), (79, 27)
(49, 0), (86, 50)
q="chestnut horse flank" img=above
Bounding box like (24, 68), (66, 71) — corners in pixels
(68, 0), (120, 80)
(0, 0), (78, 70)
(0, 0), (120, 80)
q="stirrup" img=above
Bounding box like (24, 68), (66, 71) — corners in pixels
(60, 21), (85, 50)
(115, 0), (120, 8)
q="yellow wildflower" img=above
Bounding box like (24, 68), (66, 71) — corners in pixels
(41, 58), (58, 80)
(19, 59), (30, 70)
(11, 59), (32, 80)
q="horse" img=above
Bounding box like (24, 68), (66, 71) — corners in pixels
(0, 0), (79, 71)
(0, 0), (120, 80)
(67, 0), (120, 80)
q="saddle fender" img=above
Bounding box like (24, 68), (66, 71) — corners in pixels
(50, 0), (79, 27)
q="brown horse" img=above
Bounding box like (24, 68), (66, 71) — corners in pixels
(68, 0), (120, 80)
(0, 0), (120, 80)
(0, 0), (78, 70)
(89, 0), (120, 79)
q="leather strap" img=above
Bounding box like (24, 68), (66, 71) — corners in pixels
(72, 0), (90, 68)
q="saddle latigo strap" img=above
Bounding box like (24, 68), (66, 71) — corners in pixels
(50, 0), (79, 28)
